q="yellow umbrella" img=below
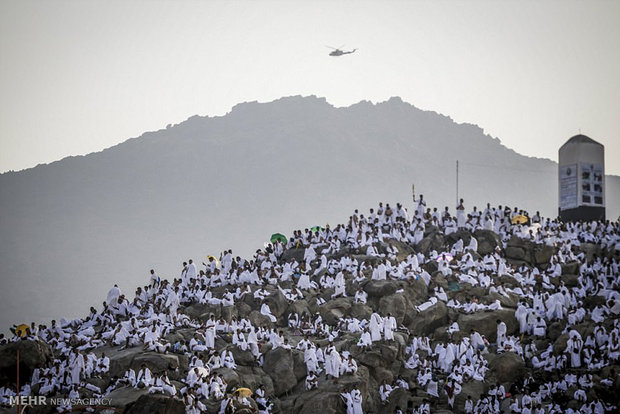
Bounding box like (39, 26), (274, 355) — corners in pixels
(206, 255), (220, 267)
(233, 387), (253, 398)
(511, 215), (528, 225)
(15, 324), (29, 337)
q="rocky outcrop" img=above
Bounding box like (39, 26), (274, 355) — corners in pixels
(408, 301), (449, 336)
(0, 339), (53, 386)
(505, 236), (557, 266)
(456, 309), (518, 342)
(485, 352), (527, 384)
(124, 394), (185, 414)
(262, 347), (299, 396)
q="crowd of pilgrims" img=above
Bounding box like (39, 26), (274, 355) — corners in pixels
(1, 195), (619, 414)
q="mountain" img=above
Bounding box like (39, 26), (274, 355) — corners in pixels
(1, 95), (618, 331)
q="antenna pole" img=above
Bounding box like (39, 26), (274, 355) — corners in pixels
(456, 160), (459, 206)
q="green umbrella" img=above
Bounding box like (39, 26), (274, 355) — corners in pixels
(270, 233), (287, 244)
(310, 226), (325, 233)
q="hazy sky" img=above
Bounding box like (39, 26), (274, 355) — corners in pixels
(1, 0), (619, 174)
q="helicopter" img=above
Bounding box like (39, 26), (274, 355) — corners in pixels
(326, 45), (357, 56)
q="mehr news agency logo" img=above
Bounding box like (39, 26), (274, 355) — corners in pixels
(9, 395), (117, 412)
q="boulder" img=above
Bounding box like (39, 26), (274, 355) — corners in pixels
(214, 367), (241, 390)
(106, 386), (150, 409)
(221, 305), (239, 321)
(455, 381), (487, 411)
(131, 353), (180, 375)
(262, 347), (297, 396)
(183, 303), (219, 320)
(229, 346), (256, 367)
(561, 262), (580, 276)
(264, 289), (289, 318)
(457, 309), (518, 342)
(408, 301), (449, 336)
(281, 248), (305, 263)
(505, 246), (525, 261)
(486, 352), (526, 384)
(319, 297), (352, 324)
(235, 365), (275, 397)
(349, 303), (373, 320)
(547, 321), (564, 341)
(444, 229), (473, 247)
(363, 280), (399, 298)
(378, 294), (410, 325)
(124, 394), (185, 414)
(533, 244), (555, 265)
(248, 310), (273, 328)
(106, 346), (143, 378)
(474, 230), (501, 256)
(0, 339), (53, 386)
(292, 388), (345, 414)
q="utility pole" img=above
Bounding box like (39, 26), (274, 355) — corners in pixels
(456, 160), (459, 206)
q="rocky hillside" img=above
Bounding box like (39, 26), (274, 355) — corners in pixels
(1, 202), (618, 413)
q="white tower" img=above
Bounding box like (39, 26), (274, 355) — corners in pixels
(558, 134), (605, 221)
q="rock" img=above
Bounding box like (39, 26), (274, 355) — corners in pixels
(561, 262), (580, 275)
(286, 300), (311, 319)
(533, 244), (555, 265)
(221, 305), (239, 321)
(236, 365), (275, 396)
(579, 243), (601, 262)
(292, 388), (345, 414)
(547, 321), (564, 341)
(457, 309), (518, 342)
(124, 394), (185, 414)
(562, 274), (579, 287)
(505, 246), (525, 261)
(248, 310), (273, 328)
(486, 352), (526, 384)
(349, 303), (373, 320)
(183, 303), (219, 320)
(319, 297), (352, 324)
(282, 248), (305, 263)
(106, 386), (150, 408)
(105, 346), (143, 378)
(474, 230), (501, 256)
(0, 339), (53, 386)
(385, 239), (415, 260)
(370, 365), (394, 385)
(416, 232), (445, 255)
(378, 294), (410, 325)
(351, 347), (385, 368)
(262, 347), (297, 396)
(131, 352), (180, 375)
(264, 289), (289, 319)
(229, 346), (256, 366)
(214, 367), (241, 390)
(384, 386), (417, 414)
(445, 229), (473, 247)
(236, 301), (253, 318)
(363, 280), (399, 298)
(455, 380), (487, 411)
(408, 301), (449, 336)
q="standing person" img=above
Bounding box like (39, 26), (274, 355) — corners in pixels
(496, 320), (507, 350)
(350, 385), (363, 414)
(149, 269), (160, 287)
(383, 313), (397, 341)
(456, 198), (466, 229)
(69, 349), (85, 385)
